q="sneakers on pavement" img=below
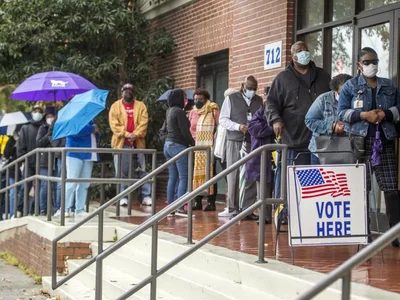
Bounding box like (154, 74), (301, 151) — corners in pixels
(75, 211), (89, 220)
(218, 208), (237, 218)
(54, 210), (72, 218)
(142, 196), (152, 206)
(120, 198), (128, 206)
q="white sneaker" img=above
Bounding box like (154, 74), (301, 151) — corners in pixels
(54, 210), (71, 218)
(142, 196), (152, 206)
(218, 208), (236, 217)
(74, 211), (89, 220)
(120, 198), (128, 206)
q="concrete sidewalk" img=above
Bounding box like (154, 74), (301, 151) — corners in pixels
(0, 259), (49, 300)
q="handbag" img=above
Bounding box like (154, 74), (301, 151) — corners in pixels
(315, 123), (365, 164)
(213, 125), (226, 161)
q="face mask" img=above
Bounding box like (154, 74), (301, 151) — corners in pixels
(13, 134), (18, 141)
(195, 101), (205, 109)
(362, 64), (378, 78)
(245, 89), (255, 99)
(296, 51), (311, 65)
(124, 92), (134, 102)
(183, 98), (189, 109)
(46, 117), (54, 125)
(32, 112), (43, 122)
(335, 93), (340, 102)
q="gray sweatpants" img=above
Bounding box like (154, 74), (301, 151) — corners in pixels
(226, 139), (257, 212)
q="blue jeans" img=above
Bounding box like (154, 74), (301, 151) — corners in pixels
(65, 157), (93, 213)
(113, 145), (151, 199)
(39, 167), (57, 213)
(163, 141), (188, 205)
(9, 177), (23, 217)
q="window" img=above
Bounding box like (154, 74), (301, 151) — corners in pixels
(332, 25), (353, 76)
(297, 0), (323, 29)
(331, 0), (353, 21)
(302, 32), (323, 68)
(365, 0), (400, 10)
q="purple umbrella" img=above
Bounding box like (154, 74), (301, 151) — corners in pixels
(10, 71), (97, 101)
(371, 123), (382, 167)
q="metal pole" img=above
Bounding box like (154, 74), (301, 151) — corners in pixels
(342, 273), (351, 300)
(4, 170), (8, 219)
(257, 149), (267, 263)
(116, 153), (121, 217)
(151, 152), (157, 216)
(95, 210), (104, 300)
(35, 152), (40, 216)
(127, 154), (133, 216)
(14, 163), (19, 218)
(187, 150), (194, 244)
(23, 157), (29, 216)
(60, 150), (66, 226)
(205, 147), (210, 191)
(100, 163), (105, 206)
(150, 223), (158, 300)
(47, 152), (53, 221)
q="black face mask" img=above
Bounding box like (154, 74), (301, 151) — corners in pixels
(124, 92), (134, 102)
(195, 101), (204, 109)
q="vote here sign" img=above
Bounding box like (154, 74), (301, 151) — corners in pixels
(287, 165), (368, 246)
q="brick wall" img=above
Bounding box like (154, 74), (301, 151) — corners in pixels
(150, 0), (295, 91)
(0, 225), (91, 275)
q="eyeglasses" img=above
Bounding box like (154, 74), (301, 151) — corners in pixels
(361, 59), (379, 66)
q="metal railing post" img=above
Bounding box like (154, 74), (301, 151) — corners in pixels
(4, 170), (8, 219)
(95, 209), (104, 300)
(257, 149), (267, 263)
(60, 150), (66, 226)
(151, 152), (157, 216)
(23, 157), (29, 216)
(35, 152), (40, 216)
(47, 152), (53, 221)
(150, 222), (158, 300)
(100, 163), (105, 206)
(187, 150), (194, 244)
(127, 154), (133, 215)
(342, 273), (351, 300)
(14, 163), (19, 219)
(116, 153), (122, 217)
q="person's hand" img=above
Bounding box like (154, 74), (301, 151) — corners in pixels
(333, 121), (344, 134)
(361, 110), (379, 124)
(376, 109), (386, 122)
(127, 132), (137, 142)
(273, 121), (284, 138)
(239, 124), (248, 134)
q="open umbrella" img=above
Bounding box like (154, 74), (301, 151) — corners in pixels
(371, 123), (382, 167)
(156, 89), (194, 103)
(52, 89), (109, 140)
(239, 135), (249, 209)
(10, 71), (97, 101)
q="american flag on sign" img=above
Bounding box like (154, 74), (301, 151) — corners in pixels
(296, 168), (351, 199)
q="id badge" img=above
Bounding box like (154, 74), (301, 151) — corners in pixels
(247, 112), (252, 121)
(354, 100), (363, 109)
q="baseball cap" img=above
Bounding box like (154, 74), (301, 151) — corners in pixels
(121, 83), (134, 92)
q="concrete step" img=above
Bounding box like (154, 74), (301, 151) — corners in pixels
(91, 242), (281, 300)
(42, 276), (109, 300)
(67, 259), (183, 300)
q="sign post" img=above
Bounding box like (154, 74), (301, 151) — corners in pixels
(287, 164), (368, 246)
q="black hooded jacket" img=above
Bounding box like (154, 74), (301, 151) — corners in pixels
(17, 119), (43, 168)
(165, 89), (195, 147)
(267, 61), (330, 150)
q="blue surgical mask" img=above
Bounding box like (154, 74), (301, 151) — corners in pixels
(32, 112), (43, 122)
(245, 89), (255, 99)
(296, 51), (311, 65)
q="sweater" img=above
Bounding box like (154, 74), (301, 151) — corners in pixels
(109, 99), (148, 149)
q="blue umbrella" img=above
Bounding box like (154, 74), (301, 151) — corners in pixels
(52, 89), (109, 140)
(156, 89), (194, 102)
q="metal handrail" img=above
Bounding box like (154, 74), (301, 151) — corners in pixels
(297, 222), (400, 300)
(51, 145), (211, 292)
(94, 144), (288, 300)
(0, 147), (157, 222)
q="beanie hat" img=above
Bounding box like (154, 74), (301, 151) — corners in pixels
(44, 106), (56, 117)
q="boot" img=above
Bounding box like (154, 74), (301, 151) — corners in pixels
(384, 191), (400, 247)
(193, 196), (203, 211)
(203, 195), (216, 211)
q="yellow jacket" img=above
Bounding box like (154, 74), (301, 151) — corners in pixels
(109, 99), (148, 149)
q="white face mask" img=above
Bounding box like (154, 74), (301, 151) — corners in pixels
(362, 64), (378, 78)
(46, 117), (54, 125)
(335, 93), (340, 102)
(32, 112), (43, 122)
(244, 89), (255, 99)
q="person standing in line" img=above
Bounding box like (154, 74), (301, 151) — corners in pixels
(17, 105), (44, 214)
(339, 47), (400, 247)
(188, 88), (219, 211)
(109, 83), (152, 207)
(54, 120), (99, 219)
(219, 76), (263, 219)
(267, 41), (331, 165)
(164, 89), (195, 216)
(36, 106), (57, 215)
